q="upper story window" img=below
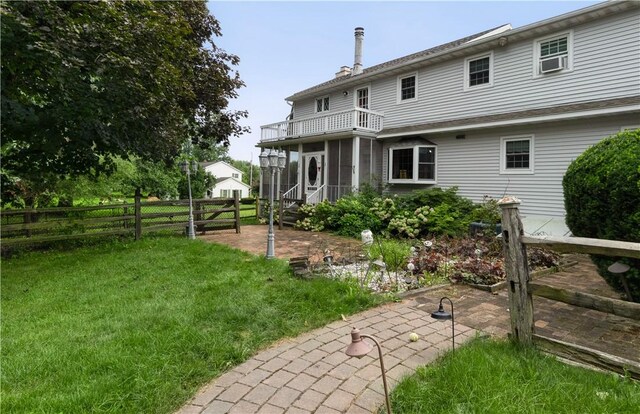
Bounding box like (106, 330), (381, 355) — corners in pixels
(315, 96), (330, 113)
(397, 73), (417, 103)
(464, 52), (493, 90)
(500, 135), (534, 174)
(534, 31), (573, 76)
(389, 145), (436, 183)
(232, 173), (239, 179)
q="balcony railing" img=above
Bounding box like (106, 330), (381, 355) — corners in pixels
(261, 108), (384, 142)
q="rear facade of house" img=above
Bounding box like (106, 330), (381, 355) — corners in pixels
(258, 1), (640, 228)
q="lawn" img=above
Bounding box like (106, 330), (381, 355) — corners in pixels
(391, 338), (640, 413)
(1, 237), (385, 413)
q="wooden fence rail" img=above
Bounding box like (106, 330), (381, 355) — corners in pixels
(1, 190), (242, 247)
(498, 196), (640, 378)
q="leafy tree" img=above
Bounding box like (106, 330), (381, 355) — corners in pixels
(1, 1), (248, 206)
(178, 166), (215, 199)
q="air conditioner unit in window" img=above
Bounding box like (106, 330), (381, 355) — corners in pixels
(540, 56), (567, 73)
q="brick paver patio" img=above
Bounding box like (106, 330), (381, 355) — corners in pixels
(176, 299), (476, 414)
(178, 225), (639, 413)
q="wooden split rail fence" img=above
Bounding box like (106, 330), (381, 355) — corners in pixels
(1, 190), (242, 247)
(499, 197), (640, 378)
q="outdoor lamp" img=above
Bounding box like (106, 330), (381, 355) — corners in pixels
(431, 297), (455, 352)
(268, 148), (279, 168)
(278, 150), (287, 170)
(259, 149), (270, 170)
(180, 160), (188, 173)
(608, 261), (633, 301)
(345, 328), (393, 414)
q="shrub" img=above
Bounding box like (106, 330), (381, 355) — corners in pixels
(562, 129), (640, 301)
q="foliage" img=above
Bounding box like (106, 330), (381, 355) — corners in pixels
(178, 165), (215, 199)
(563, 129), (640, 301)
(469, 195), (502, 225)
(391, 338), (640, 413)
(366, 239), (412, 273)
(1, 237), (384, 413)
(1, 1), (248, 204)
(296, 187), (487, 239)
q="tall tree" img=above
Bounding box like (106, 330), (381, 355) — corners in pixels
(1, 0), (248, 205)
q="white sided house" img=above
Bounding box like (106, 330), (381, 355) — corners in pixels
(258, 1), (640, 234)
(201, 161), (251, 199)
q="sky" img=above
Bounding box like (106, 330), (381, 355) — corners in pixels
(208, 1), (599, 163)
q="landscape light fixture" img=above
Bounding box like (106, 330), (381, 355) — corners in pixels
(259, 148), (286, 259)
(345, 328), (393, 414)
(431, 296), (455, 352)
(180, 160), (198, 240)
(608, 261), (634, 302)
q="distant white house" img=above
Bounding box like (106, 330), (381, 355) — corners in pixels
(200, 161), (252, 199)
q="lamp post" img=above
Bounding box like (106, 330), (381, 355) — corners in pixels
(180, 160), (198, 240)
(431, 296), (455, 352)
(259, 148), (286, 259)
(345, 328), (393, 414)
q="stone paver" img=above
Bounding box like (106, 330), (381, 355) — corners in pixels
(176, 297), (477, 414)
(173, 229), (639, 414)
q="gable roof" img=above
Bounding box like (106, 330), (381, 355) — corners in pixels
(286, 1), (639, 102)
(200, 160), (243, 175)
(212, 176), (251, 189)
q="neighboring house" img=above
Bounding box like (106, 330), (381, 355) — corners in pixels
(201, 161), (251, 198)
(258, 1), (640, 234)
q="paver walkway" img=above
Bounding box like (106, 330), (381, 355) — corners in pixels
(177, 299), (476, 414)
(181, 225), (639, 413)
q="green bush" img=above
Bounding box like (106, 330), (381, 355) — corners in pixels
(563, 129), (640, 302)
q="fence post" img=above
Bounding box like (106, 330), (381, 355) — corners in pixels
(278, 191), (284, 230)
(498, 196), (534, 345)
(135, 188), (142, 241)
(234, 190), (241, 234)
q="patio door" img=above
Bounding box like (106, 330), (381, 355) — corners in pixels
(304, 153), (324, 202)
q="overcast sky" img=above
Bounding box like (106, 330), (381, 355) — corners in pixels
(208, 1), (598, 163)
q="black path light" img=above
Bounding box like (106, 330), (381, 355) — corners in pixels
(431, 296), (455, 352)
(345, 328), (393, 414)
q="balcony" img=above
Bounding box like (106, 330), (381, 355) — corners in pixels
(260, 108), (384, 143)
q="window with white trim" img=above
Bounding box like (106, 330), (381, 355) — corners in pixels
(220, 189), (231, 198)
(315, 96), (330, 113)
(465, 52), (493, 90)
(500, 135), (534, 174)
(534, 31), (572, 76)
(389, 145), (436, 183)
(232, 173), (239, 179)
(397, 73), (417, 102)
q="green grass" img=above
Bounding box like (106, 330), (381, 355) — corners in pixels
(1, 237), (385, 413)
(391, 338), (640, 413)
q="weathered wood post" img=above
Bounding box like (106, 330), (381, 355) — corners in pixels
(498, 196), (534, 344)
(278, 191), (284, 230)
(134, 188), (142, 241)
(234, 190), (241, 234)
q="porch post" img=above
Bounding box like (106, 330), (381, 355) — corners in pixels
(298, 143), (303, 201)
(324, 140), (329, 201)
(352, 135), (360, 193)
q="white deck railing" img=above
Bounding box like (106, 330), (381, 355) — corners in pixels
(261, 108), (384, 142)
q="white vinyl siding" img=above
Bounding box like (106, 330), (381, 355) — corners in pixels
(382, 115), (637, 217)
(359, 11), (640, 130)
